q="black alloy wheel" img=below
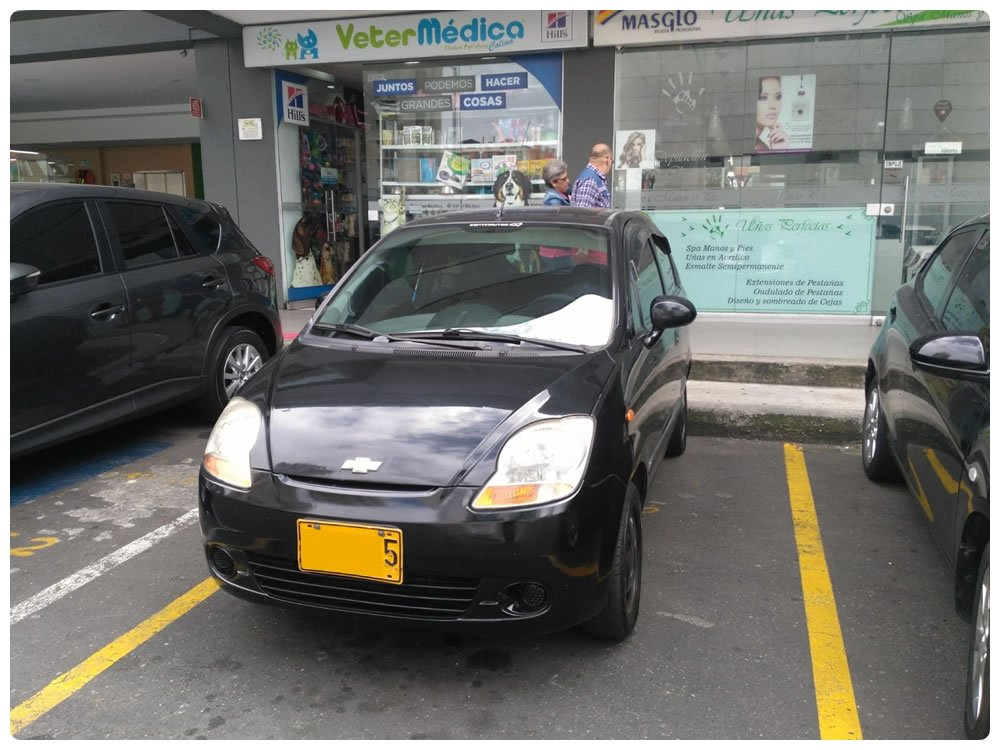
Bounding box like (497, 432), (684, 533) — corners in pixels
(585, 484), (642, 640)
(665, 382), (688, 457)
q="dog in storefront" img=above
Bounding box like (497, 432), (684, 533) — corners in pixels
(492, 169), (531, 208)
(319, 241), (337, 286)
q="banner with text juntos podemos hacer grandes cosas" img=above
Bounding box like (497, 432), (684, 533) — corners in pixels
(648, 208), (877, 314)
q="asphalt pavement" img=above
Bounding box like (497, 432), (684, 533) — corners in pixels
(9, 420), (969, 740)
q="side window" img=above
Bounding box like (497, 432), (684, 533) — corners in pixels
(166, 212), (197, 257)
(651, 233), (680, 292)
(106, 202), (179, 268)
(176, 205), (222, 254)
(10, 201), (102, 284)
(917, 229), (979, 314)
(942, 233), (989, 338)
(627, 224), (666, 330)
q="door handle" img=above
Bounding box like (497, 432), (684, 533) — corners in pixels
(202, 276), (226, 289)
(90, 304), (125, 320)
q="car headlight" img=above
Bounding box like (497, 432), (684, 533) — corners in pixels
(472, 416), (595, 509)
(202, 397), (262, 489)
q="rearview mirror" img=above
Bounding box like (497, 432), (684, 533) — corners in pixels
(10, 263), (41, 299)
(909, 332), (989, 383)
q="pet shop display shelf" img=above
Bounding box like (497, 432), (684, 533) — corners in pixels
(379, 141), (559, 151)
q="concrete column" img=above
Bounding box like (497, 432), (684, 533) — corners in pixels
(194, 38), (286, 302)
(561, 47), (616, 180)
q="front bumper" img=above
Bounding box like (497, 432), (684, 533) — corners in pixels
(199, 468), (627, 633)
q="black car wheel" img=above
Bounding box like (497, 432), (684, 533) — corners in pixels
(585, 484), (642, 640)
(665, 383), (688, 457)
(862, 380), (900, 482)
(201, 327), (268, 418)
(965, 545), (990, 739)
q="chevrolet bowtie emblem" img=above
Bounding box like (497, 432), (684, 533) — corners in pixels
(341, 457), (383, 474)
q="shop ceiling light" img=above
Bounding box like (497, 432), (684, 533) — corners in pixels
(10, 150), (40, 155)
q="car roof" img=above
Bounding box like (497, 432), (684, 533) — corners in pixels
(9, 182), (220, 213)
(951, 213), (990, 233)
(401, 206), (630, 230)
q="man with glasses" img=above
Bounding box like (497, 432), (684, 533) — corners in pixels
(570, 144), (612, 209)
(542, 159), (572, 206)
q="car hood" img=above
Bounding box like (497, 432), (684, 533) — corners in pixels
(255, 339), (613, 487)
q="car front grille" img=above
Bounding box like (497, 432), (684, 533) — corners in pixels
(245, 553), (479, 620)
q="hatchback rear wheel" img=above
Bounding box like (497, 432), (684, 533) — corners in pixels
(201, 327), (267, 419)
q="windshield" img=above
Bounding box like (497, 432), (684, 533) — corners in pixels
(314, 223), (615, 348)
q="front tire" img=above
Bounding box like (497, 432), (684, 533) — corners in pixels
(665, 383), (688, 457)
(964, 545), (990, 739)
(862, 379), (900, 482)
(585, 484), (642, 641)
(200, 327), (267, 419)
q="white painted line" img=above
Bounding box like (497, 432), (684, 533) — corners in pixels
(10, 509), (199, 626)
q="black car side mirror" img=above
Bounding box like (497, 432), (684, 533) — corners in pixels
(909, 332), (989, 383)
(10, 263), (41, 299)
(643, 295), (697, 347)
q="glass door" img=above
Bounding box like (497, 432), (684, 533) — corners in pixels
(874, 28), (990, 310)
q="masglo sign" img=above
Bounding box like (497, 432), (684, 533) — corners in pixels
(244, 10), (587, 66)
(593, 9), (989, 46)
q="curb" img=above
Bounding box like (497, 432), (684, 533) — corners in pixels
(687, 376), (864, 446)
(691, 355), (866, 389)
(689, 409), (861, 445)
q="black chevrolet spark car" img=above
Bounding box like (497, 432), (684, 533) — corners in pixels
(862, 214), (989, 738)
(199, 207), (696, 640)
(10, 183), (282, 457)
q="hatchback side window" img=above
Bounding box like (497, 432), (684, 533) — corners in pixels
(918, 229), (980, 314)
(627, 225), (666, 330)
(106, 202), (180, 268)
(10, 201), (101, 284)
(176, 205), (222, 253)
(942, 233), (989, 339)
(651, 233), (680, 293)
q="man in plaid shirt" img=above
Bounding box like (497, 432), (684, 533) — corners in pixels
(570, 143), (612, 209)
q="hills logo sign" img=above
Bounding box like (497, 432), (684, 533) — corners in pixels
(285, 84), (309, 125)
(543, 11), (572, 41)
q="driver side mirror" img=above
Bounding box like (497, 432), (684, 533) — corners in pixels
(10, 263), (41, 299)
(643, 295), (698, 347)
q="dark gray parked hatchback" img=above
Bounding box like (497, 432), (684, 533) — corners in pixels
(10, 183), (282, 457)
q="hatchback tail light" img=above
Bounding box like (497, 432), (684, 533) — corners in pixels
(252, 255), (275, 276)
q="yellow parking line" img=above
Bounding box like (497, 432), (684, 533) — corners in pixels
(784, 444), (863, 740)
(10, 577), (219, 735)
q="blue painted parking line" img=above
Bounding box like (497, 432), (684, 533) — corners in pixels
(10, 441), (173, 507)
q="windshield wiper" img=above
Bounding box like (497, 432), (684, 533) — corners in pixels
(311, 323), (486, 349)
(403, 328), (589, 353)
(312, 322), (388, 340)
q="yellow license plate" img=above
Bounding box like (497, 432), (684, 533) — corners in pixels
(297, 520), (403, 584)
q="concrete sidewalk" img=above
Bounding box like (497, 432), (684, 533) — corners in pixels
(278, 307), (875, 445)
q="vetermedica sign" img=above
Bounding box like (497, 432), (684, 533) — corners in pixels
(244, 11), (587, 66)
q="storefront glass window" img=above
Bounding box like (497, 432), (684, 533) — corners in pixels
(277, 76), (367, 302)
(613, 28), (989, 316)
(363, 54), (563, 236)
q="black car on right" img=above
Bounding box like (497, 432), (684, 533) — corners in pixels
(863, 214), (989, 739)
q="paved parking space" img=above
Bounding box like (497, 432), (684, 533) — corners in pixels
(9, 424), (969, 739)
